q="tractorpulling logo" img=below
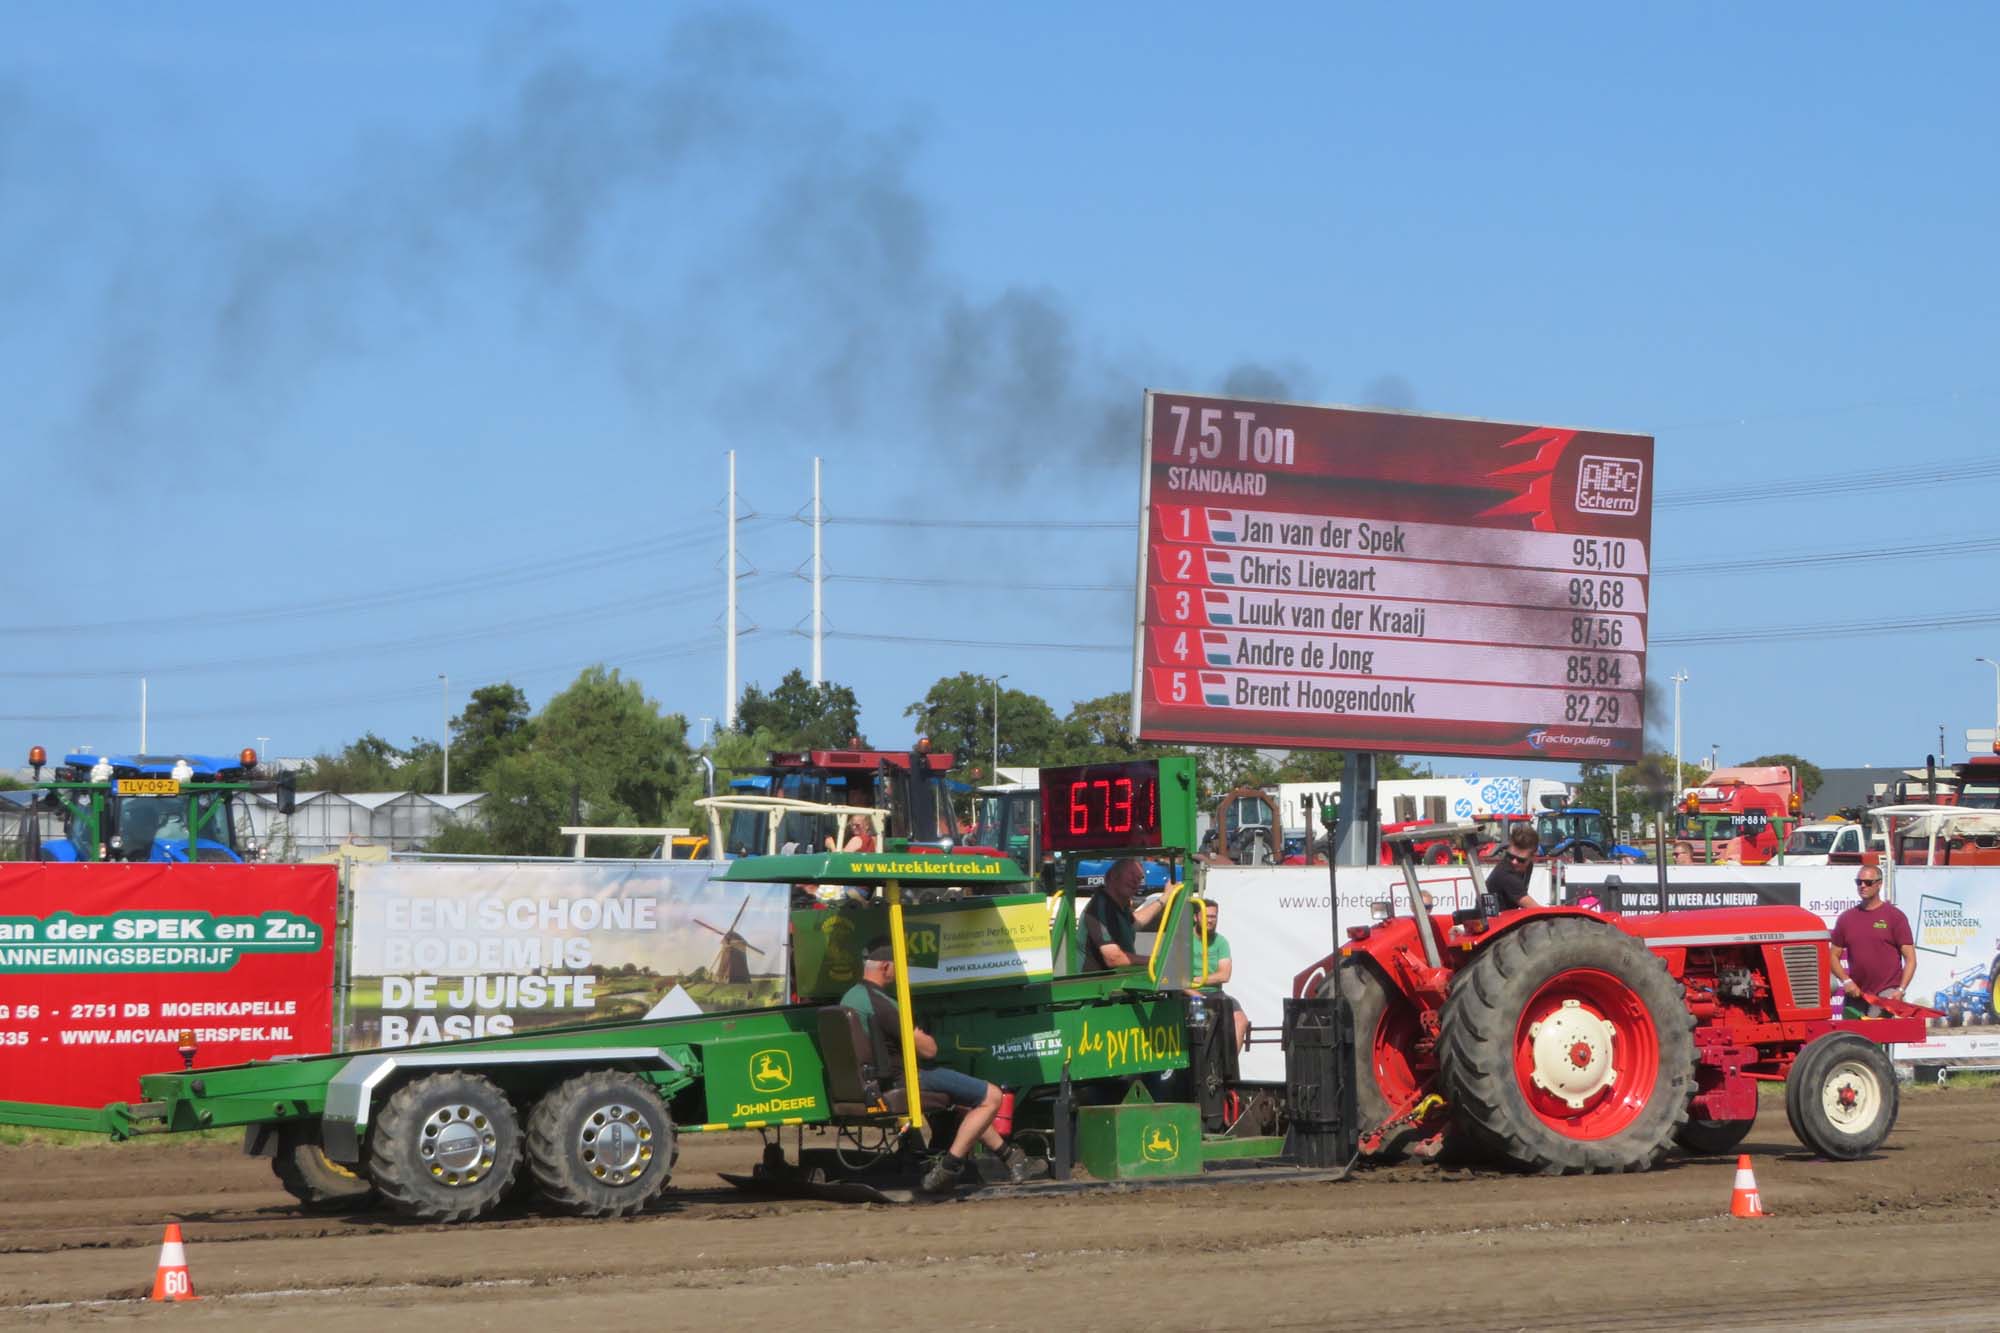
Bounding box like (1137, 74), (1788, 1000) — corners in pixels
(1527, 729), (1613, 751)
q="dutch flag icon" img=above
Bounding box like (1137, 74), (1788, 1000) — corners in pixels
(1206, 509), (1238, 542)
(1201, 672), (1230, 706)
(1202, 590), (1232, 625)
(1202, 632), (1231, 665)
(1205, 550), (1235, 584)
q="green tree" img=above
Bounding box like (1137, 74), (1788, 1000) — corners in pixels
(1740, 753), (1823, 801)
(1576, 753), (1707, 819)
(426, 815), (497, 856)
(536, 666), (693, 838)
(905, 673), (1062, 780)
(308, 733), (412, 793)
(735, 670), (863, 750)
(451, 683), (534, 791)
(478, 749), (583, 856)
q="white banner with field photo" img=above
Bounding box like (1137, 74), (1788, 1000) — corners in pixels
(344, 860), (789, 1049)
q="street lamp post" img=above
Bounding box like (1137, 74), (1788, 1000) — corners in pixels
(1977, 658), (2000, 737)
(439, 674), (450, 796)
(256, 737), (269, 775)
(1671, 670), (1690, 794)
(991, 674), (1009, 782)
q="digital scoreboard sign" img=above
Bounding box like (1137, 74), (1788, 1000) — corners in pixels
(1039, 757), (1197, 857)
(1132, 393), (1654, 763)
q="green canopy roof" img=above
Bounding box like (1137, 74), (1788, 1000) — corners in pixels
(716, 850), (1032, 887)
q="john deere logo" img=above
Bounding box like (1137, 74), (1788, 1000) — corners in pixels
(905, 925), (941, 970)
(1140, 1123), (1180, 1162)
(749, 1049), (793, 1093)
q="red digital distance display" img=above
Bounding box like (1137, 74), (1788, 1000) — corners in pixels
(1040, 761), (1163, 854)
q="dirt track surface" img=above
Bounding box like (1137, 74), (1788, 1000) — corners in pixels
(5, 1091), (1999, 1330)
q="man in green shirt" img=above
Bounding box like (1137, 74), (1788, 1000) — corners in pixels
(1194, 900), (1249, 1050)
(840, 940), (1027, 1191)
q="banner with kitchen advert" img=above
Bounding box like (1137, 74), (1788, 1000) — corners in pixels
(344, 860), (788, 1049)
(0, 863), (337, 1105)
(792, 894), (1053, 1000)
(1561, 864), (1808, 912)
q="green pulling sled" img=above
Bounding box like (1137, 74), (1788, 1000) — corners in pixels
(0, 759), (1354, 1220)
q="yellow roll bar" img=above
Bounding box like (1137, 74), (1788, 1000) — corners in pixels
(884, 879), (924, 1131)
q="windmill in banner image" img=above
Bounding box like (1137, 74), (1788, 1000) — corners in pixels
(694, 896), (765, 983)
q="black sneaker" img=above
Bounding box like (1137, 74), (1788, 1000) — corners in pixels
(919, 1154), (965, 1194)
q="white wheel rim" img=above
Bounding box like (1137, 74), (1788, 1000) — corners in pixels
(1820, 1059), (1882, 1132)
(1526, 999), (1619, 1109)
(577, 1102), (653, 1186)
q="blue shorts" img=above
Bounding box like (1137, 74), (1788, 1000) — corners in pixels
(915, 1066), (993, 1108)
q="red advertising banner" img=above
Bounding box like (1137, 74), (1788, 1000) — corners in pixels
(1132, 393), (1654, 762)
(0, 863), (337, 1106)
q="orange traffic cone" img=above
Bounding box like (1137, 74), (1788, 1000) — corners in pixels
(1729, 1154), (1766, 1219)
(149, 1222), (198, 1302)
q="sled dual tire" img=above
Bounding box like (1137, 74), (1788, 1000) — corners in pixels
(271, 1125), (378, 1213)
(526, 1071), (675, 1217)
(367, 1071), (522, 1223)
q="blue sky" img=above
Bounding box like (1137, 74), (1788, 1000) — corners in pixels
(4, 4), (1996, 779)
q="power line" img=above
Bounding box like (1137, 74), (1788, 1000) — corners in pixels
(1654, 608), (2000, 646)
(1655, 455), (2000, 510)
(0, 578), (777, 681)
(820, 629), (1123, 654)
(4, 633), (751, 728)
(826, 572), (1128, 593)
(1654, 533), (2000, 576)
(821, 513), (1132, 530)
(0, 520), (773, 638)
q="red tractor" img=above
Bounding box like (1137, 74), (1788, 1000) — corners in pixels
(1299, 824), (1927, 1172)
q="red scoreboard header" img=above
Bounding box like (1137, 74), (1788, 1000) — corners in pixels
(1130, 393), (1654, 763)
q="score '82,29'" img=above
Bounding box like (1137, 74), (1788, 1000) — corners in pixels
(1166, 404), (1297, 466)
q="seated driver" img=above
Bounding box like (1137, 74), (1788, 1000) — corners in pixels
(1083, 858), (1166, 969)
(841, 940), (1027, 1191)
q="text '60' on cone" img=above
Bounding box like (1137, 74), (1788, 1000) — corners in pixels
(150, 1222), (198, 1301)
(1729, 1154), (1766, 1219)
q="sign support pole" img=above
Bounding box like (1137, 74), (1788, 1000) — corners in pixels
(1334, 752), (1378, 866)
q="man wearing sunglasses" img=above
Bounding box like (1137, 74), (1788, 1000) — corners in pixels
(1828, 866), (1915, 1018)
(1483, 823), (1543, 910)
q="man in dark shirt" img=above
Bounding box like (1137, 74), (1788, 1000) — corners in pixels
(1483, 824), (1543, 911)
(1083, 858), (1167, 969)
(1829, 866), (1916, 1018)
(839, 940), (1026, 1190)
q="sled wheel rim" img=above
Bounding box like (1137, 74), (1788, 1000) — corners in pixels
(1512, 967), (1661, 1140)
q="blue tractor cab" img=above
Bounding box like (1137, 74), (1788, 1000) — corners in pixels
(14, 746), (293, 863)
(1535, 806), (1646, 863)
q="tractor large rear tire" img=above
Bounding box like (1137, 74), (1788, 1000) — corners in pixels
(367, 1071), (522, 1223)
(526, 1071), (675, 1217)
(1323, 959), (1431, 1161)
(1785, 1032), (1898, 1160)
(1437, 917), (1694, 1174)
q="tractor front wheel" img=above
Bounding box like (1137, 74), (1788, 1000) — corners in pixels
(271, 1126), (377, 1213)
(1325, 959), (1431, 1160)
(1437, 917), (1694, 1174)
(526, 1071), (675, 1217)
(1673, 1104), (1756, 1156)
(367, 1071), (522, 1223)
(1785, 1032), (1897, 1160)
